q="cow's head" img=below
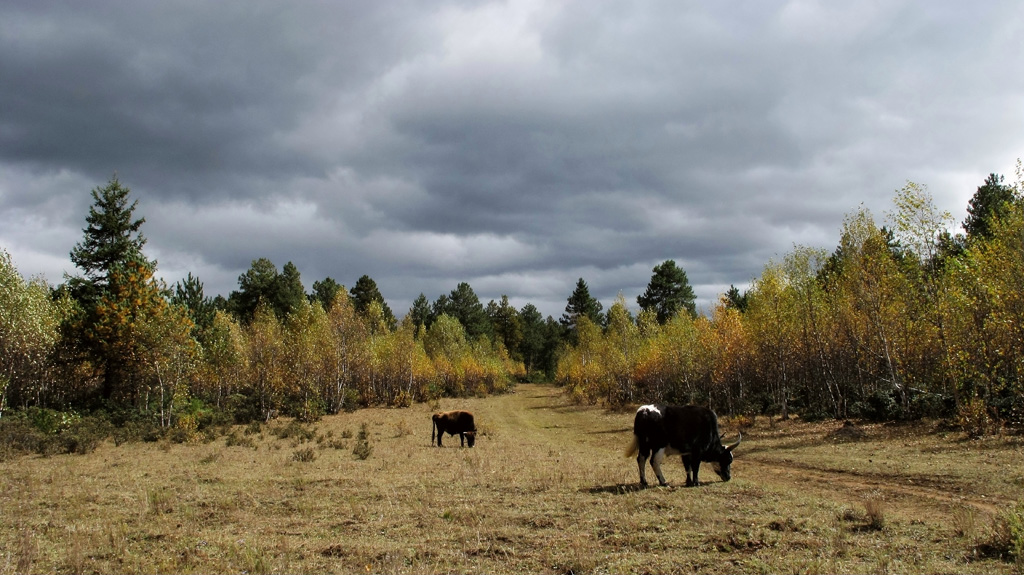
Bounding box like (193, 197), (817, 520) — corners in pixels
(465, 431), (476, 448)
(711, 432), (742, 481)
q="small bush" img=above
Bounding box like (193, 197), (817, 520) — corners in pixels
(113, 419), (162, 445)
(292, 447), (317, 462)
(293, 398), (326, 423)
(341, 388), (360, 413)
(980, 501), (1024, 563)
(59, 417), (112, 454)
(272, 420), (315, 443)
(25, 407), (80, 434)
(168, 414), (201, 444)
(225, 431), (256, 448)
(353, 423), (372, 460)
(0, 415), (46, 458)
(958, 398), (998, 438)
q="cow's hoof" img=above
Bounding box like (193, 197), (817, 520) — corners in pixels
(659, 482), (669, 487)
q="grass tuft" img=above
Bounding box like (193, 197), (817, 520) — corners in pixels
(864, 498), (886, 531)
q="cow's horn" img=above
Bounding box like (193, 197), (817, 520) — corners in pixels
(726, 431), (742, 452)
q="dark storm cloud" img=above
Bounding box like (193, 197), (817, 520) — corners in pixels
(1, 1), (1022, 318)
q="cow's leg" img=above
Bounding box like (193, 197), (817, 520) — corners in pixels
(687, 459), (702, 487)
(650, 448), (669, 486)
(636, 448), (650, 486)
(458, 432), (465, 447)
(682, 455), (695, 486)
(436, 424), (444, 447)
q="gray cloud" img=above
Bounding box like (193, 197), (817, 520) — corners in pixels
(2, 1), (1022, 318)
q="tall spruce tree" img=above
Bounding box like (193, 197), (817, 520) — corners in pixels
(66, 176), (175, 402)
(637, 260), (696, 323)
(68, 176), (151, 304)
(560, 278), (603, 341)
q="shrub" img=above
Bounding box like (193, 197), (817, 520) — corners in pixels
(982, 501), (1024, 563)
(353, 423), (372, 460)
(957, 398), (998, 438)
(0, 416), (46, 459)
(292, 447), (317, 462)
(24, 407), (80, 434)
(272, 420), (315, 443)
(225, 431), (256, 448)
(341, 388), (360, 413)
(849, 389), (902, 422)
(293, 399), (325, 423)
(58, 416), (112, 454)
(113, 419), (162, 445)
(394, 420), (412, 438)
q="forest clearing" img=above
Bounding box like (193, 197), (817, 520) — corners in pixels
(2, 383), (1022, 574)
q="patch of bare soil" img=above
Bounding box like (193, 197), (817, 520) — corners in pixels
(746, 458), (1008, 517)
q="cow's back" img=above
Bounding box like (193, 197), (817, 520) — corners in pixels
(438, 410), (476, 432)
(662, 405), (718, 452)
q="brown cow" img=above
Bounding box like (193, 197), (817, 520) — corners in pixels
(431, 410), (476, 447)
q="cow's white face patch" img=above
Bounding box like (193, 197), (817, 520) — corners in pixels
(638, 405), (661, 416)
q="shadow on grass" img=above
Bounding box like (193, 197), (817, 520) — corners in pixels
(588, 427), (632, 435)
(584, 483), (653, 495)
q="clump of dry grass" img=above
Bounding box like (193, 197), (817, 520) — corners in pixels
(864, 498), (886, 531)
(394, 419), (412, 438)
(952, 506), (978, 538)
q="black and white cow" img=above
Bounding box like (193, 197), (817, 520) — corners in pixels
(626, 404), (741, 487)
(431, 410), (477, 447)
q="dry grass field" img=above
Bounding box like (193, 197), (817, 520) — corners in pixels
(2, 383), (1023, 574)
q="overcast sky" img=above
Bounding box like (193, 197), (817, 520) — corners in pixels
(2, 1), (1022, 319)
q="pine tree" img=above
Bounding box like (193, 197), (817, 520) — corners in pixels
(964, 173), (1019, 242)
(173, 272), (216, 333)
(408, 294), (432, 337)
(561, 278), (604, 342)
(637, 260), (696, 323)
(435, 282), (492, 341)
(349, 275), (396, 330)
(68, 176), (151, 304)
(311, 277), (344, 310)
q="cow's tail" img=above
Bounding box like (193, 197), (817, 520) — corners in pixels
(624, 434), (639, 458)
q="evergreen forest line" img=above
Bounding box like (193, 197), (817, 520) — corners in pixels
(1, 167), (1023, 453)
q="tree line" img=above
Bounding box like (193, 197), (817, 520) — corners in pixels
(0, 176), (632, 431)
(556, 169), (1024, 435)
(2, 167), (1023, 441)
